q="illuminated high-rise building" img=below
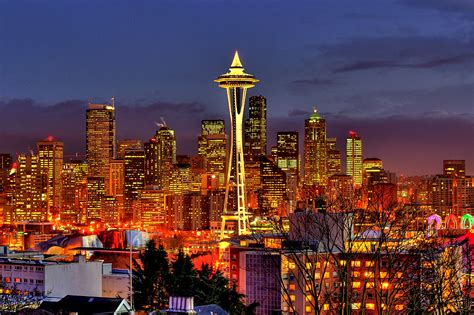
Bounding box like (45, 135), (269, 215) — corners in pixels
(144, 126), (176, 190)
(443, 160), (465, 177)
(346, 131), (363, 186)
(86, 102), (116, 179)
(0, 153), (12, 193)
(276, 132), (299, 176)
(124, 149), (145, 222)
(37, 137), (64, 217)
(244, 95), (267, 161)
(260, 155), (287, 215)
(10, 154), (48, 222)
(197, 120), (227, 186)
(304, 109), (327, 186)
(108, 159), (125, 220)
(276, 132), (299, 211)
(326, 137), (341, 179)
(170, 163), (192, 195)
(117, 139), (142, 159)
(61, 160), (87, 224)
(215, 51), (258, 236)
(137, 188), (169, 228)
(86, 176), (105, 221)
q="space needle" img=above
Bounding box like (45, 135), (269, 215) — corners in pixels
(215, 52), (259, 237)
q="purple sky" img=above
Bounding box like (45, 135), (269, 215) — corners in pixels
(1, 0), (474, 175)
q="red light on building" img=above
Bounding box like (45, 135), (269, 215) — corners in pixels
(349, 130), (358, 137)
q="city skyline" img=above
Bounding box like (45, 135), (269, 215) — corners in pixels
(2, 1), (474, 175)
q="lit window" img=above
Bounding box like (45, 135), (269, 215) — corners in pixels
(382, 282), (389, 290)
(5, 277), (11, 283)
(289, 262), (296, 270)
(316, 262), (321, 268)
(315, 272), (321, 279)
(323, 304), (329, 310)
(305, 306), (312, 312)
(365, 261), (374, 267)
(352, 303), (361, 309)
(396, 272), (403, 278)
(380, 272), (387, 278)
(351, 261), (361, 267)
(290, 295), (296, 302)
(305, 295), (312, 302)
(305, 284), (311, 291)
(352, 271), (360, 277)
(395, 304), (404, 310)
(352, 281), (361, 288)
(324, 272), (330, 279)
(366, 303), (375, 310)
(306, 262), (312, 269)
(289, 284), (296, 291)
(364, 271), (374, 278)
(366, 282), (375, 288)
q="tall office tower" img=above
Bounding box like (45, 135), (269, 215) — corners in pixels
(137, 188), (168, 229)
(276, 132), (299, 211)
(61, 160), (88, 224)
(101, 196), (119, 226)
(86, 177), (105, 221)
(117, 139), (142, 159)
(197, 120), (227, 186)
(0, 153), (12, 192)
(108, 159), (125, 219)
(304, 109), (327, 186)
(443, 160), (465, 177)
(326, 137), (341, 179)
(260, 155), (287, 216)
(346, 131), (363, 187)
(10, 155), (48, 222)
(276, 132), (299, 176)
(170, 163), (192, 195)
(37, 137), (64, 217)
(144, 126), (176, 189)
(215, 51), (259, 236)
(361, 158), (389, 208)
(124, 149), (145, 222)
(244, 95), (267, 161)
(327, 174), (354, 209)
(173, 192), (204, 230)
(86, 102), (116, 179)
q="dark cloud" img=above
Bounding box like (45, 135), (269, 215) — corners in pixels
(289, 78), (339, 86)
(267, 112), (474, 176)
(0, 98), (212, 159)
(398, 0), (474, 14)
(334, 54), (474, 73)
(312, 36), (474, 74)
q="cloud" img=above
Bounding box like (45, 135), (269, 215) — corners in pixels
(333, 54), (474, 73)
(398, 0), (474, 14)
(311, 36), (474, 75)
(289, 78), (339, 86)
(0, 98), (212, 158)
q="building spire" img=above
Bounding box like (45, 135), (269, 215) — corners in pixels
(230, 51), (243, 68)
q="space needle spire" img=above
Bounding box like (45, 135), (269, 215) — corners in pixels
(215, 51), (259, 237)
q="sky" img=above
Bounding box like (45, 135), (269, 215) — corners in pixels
(1, 0), (474, 175)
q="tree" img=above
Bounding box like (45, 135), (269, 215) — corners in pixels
(132, 239), (170, 311)
(168, 249), (197, 297)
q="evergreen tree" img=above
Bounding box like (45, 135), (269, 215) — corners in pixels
(132, 239), (169, 311)
(168, 249), (196, 297)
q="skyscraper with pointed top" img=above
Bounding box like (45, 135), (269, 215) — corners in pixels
(215, 52), (259, 236)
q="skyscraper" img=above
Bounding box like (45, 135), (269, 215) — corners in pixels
(326, 137), (341, 179)
(37, 137), (64, 217)
(197, 120), (227, 186)
(215, 51), (258, 236)
(275, 132), (299, 176)
(86, 102), (116, 179)
(244, 95), (267, 161)
(260, 155), (287, 215)
(0, 153), (12, 193)
(346, 131), (363, 186)
(61, 160), (87, 224)
(10, 154), (48, 222)
(117, 139), (142, 159)
(144, 126), (176, 190)
(304, 109), (327, 186)
(124, 149), (145, 222)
